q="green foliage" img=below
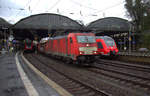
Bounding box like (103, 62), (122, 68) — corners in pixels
(143, 14), (150, 30)
(125, 0), (150, 32)
(141, 33), (150, 49)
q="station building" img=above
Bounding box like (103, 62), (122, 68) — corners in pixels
(0, 17), (12, 50)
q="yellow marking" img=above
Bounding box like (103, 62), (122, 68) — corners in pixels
(15, 52), (39, 96)
(79, 47), (97, 51)
(21, 53), (73, 96)
(79, 47), (97, 54)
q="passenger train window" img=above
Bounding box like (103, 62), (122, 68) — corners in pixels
(70, 37), (73, 43)
(97, 42), (103, 49)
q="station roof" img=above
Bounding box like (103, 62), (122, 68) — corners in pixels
(0, 18), (12, 39)
(12, 13), (83, 30)
(86, 17), (130, 32)
(0, 17), (12, 28)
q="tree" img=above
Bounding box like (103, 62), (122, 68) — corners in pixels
(125, 0), (147, 32)
(125, 0), (150, 49)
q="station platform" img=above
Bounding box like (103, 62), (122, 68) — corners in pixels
(0, 52), (70, 96)
(0, 53), (28, 96)
(119, 51), (150, 57)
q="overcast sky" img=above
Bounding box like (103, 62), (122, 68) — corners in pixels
(0, 0), (127, 24)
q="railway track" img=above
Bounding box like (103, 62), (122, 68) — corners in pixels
(96, 60), (150, 80)
(24, 53), (110, 96)
(86, 60), (150, 94)
(99, 59), (150, 73)
(23, 53), (150, 96)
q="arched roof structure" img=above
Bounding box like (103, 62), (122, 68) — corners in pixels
(0, 17), (11, 28)
(12, 13), (84, 40)
(86, 17), (130, 34)
(0, 17), (12, 39)
(12, 13), (83, 30)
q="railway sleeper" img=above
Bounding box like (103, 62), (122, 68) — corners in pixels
(83, 92), (96, 96)
(63, 85), (81, 89)
(63, 83), (81, 88)
(75, 91), (95, 96)
(61, 80), (78, 85)
(68, 86), (85, 91)
(72, 89), (91, 94)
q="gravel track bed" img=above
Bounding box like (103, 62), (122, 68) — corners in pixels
(95, 61), (150, 81)
(24, 53), (109, 96)
(94, 60), (150, 91)
(24, 53), (149, 96)
(99, 59), (150, 72)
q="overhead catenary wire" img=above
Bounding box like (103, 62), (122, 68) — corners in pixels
(93, 1), (125, 14)
(69, 0), (99, 11)
(83, 1), (125, 18)
(46, 0), (61, 12)
(66, 0), (125, 18)
(1, 0), (127, 24)
(0, 6), (24, 10)
(29, 0), (40, 14)
(14, 0), (32, 18)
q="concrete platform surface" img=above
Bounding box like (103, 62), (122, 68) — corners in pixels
(0, 53), (61, 96)
(0, 53), (28, 96)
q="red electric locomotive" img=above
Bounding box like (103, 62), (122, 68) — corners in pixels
(38, 33), (98, 65)
(24, 38), (35, 53)
(96, 36), (118, 56)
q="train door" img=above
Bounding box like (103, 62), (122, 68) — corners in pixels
(97, 40), (104, 54)
(68, 36), (74, 57)
(70, 37), (74, 54)
(65, 37), (68, 56)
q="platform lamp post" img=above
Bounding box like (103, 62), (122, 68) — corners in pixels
(8, 30), (14, 45)
(47, 14), (52, 37)
(2, 27), (8, 51)
(128, 22), (132, 54)
(48, 24), (52, 37)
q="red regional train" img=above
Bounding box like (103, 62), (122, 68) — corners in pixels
(24, 38), (35, 53)
(96, 36), (119, 56)
(38, 33), (98, 65)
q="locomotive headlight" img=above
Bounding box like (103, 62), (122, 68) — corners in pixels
(86, 44), (89, 46)
(80, 52), (82, 54)
(79, 51), (84, 54)
(94, 51), (97, 54)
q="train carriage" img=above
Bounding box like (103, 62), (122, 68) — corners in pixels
(96, 36), (119, 56)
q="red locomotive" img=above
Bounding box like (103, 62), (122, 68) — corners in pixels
(38, 33), (98, 65)
(96, 36), (118, 56)
(24, 38), (35, 52)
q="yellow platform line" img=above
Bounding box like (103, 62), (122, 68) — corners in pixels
(15, 52), (40, 96)
(21, 53), (73, 96)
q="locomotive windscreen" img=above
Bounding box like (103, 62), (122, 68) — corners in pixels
(77, 36), (96, 43)
(103, 36), (115, 47)
(25, 39), (32, 47)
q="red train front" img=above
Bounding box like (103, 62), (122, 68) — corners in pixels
(96, 36), (118, 56)
(38, 33), (98, 65)
(24, 38), (35, 53)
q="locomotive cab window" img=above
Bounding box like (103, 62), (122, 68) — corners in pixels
(25, 39), (32, 47)
(77, 36), (96, 43)
(104, 37), (115, 47)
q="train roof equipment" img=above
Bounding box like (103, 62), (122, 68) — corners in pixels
(40, 37), (50, 43)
